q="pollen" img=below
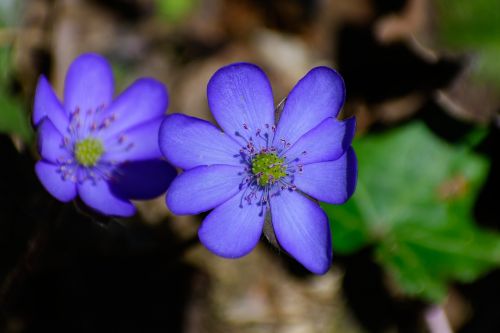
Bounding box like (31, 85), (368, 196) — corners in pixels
(74, 138), (104, 167)
(251, 152), (286, 186)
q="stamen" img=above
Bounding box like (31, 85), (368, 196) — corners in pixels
(125, 143), (134, 151)
(234, 120), (302, 215)
(118, 134), (126, 144)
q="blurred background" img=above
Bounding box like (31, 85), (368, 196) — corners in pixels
(1, 0), (500, 332)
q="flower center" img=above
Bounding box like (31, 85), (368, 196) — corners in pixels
(251, 152), (286, 186)
(74, 138), (104, 167)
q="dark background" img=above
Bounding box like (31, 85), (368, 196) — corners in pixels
(1, 0), (499, 332)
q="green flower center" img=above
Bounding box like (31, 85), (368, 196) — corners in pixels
(251, 152), (286, 186)
(74, 138), (104, 167)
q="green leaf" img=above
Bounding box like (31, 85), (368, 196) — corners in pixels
(322, 197), (368, 253)
(376, 240), (447, 301)
(323, 122), (500, 302)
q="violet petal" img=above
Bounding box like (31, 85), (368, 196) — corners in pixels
(99, 78), (168, 138)
(64, 53), (114, 114)
(207, 63), (275, 143)
(33, 75), (69, 134)
(37, 118), (71, 163)
(109, 159), (177, 200)
(103, 117), (163, 163)
(159, 113), (243, 169)
(270, 190), (332, 274)
(294, 148), (357, 204)
(78, 179), (135, 217)
(285, 117), (355, 165)
(274, 67), (345, 146)
(35, 161), (76, 202)
(199, 192), (265, 258)
(166, 164), (244, 215)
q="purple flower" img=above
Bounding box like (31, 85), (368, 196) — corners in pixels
(159, 63), (357, 274)
(33, 53), (176, 217)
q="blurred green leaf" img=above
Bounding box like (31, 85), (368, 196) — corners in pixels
(0, 45), (11, 84)
(157, 0), (197, 22)
(0, 93), (32, 140)
(436, 0), (500, 48)
(323, 122), (500, 302)
(435, 0), (500, 86)
(0, 47), (33, 140)
(0, 0), (21, 27)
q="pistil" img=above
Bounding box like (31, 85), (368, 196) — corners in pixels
(74, 138), (104, 167)
(251, 152), (286, 186)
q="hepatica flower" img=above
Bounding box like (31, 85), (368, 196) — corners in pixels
(33, 53), (176, 217)
(160, 63), (356, 274)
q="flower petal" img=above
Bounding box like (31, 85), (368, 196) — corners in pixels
(294, 148), (357, 204)
(270, 190), (332, 274)
(159, 113), (242, 169)
(109, 159), (177, 200)
(99, 78), (168, 138)
(103, 117), (164, 163)
(64, 53), (114, 114)
(35, 161), (77, 202)
(207, 63), (275, 142)
(284, 117), (355, 165)
(198, 192), (265, 258)
(33, 75), (69, 134)
(166, 164), (244, 215)
(37, 118), (71, 163)
(274, 67), (345, 146)
(77, 179), (135, 217)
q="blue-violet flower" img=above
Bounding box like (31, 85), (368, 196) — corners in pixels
(33, 53), (176, 217)
(159, 63), (357, 274)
